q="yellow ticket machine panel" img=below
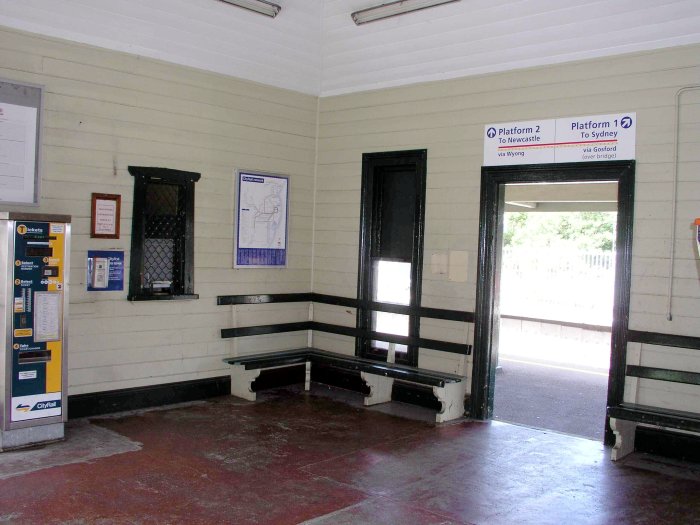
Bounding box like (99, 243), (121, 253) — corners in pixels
(1, 213), (70, 436)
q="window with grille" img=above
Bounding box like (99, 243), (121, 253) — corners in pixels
(127, 167), (200, 301)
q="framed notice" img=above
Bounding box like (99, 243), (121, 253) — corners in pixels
(91, 193), (121, 238)
(0, 79), (43, 206)
(234, 170), (289, 268)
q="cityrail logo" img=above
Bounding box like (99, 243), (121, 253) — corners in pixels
(35, 401), (59, 410)
(15, 400), (60, 413)
(17, 224), (27, 235)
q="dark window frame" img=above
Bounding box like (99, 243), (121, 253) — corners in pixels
(356, 150), (427, 366)
(127, 166), (200, 301)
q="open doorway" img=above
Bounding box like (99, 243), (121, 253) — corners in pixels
(471, 161), (634, 446)
(493, 183), (617, 441)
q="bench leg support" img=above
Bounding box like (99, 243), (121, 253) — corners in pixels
(304, 362), (311, 391)
(361, 372), (393, 406)
(610, 417), (637, 461)
(433, 381), (467, 423)
(230, 365), (261, 402)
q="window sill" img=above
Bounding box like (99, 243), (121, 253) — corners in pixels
(128, 293), (199, 302)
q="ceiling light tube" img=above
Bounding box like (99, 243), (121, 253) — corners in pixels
(218, 0), (281, 18)
(351, 0), (460, 25)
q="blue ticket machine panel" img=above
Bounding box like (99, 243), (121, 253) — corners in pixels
(1, 213), (70, 447)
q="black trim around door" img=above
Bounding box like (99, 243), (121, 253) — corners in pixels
(471, 161), (635, 447)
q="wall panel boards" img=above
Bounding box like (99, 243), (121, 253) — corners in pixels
(0, 26), (316, 395)
(314, 44), (700, 404)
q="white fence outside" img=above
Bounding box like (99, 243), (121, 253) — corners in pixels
(500, 247), (615, 327)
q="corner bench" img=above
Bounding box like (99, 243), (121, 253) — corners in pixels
(608, 355), (700, 460)
(608, 403), (700, 460)
(224, 347), (467, 423)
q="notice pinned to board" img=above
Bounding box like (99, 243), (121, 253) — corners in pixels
(483, 112), (636, 166)
(0, 80), (43, 205)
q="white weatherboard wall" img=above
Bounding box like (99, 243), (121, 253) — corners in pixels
(314, 44), (700, 404)
(0, 26), (317, 395)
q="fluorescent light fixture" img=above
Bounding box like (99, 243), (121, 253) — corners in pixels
(218, 0), (281, 18)
(351, 0), (460, 25)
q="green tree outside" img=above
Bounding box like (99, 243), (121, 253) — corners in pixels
(503, 211), (616, 251)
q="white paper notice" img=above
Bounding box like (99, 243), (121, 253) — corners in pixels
(33, 291), (62, 342)
(0, 102), (38, 204)
(94, 198), (117, 235)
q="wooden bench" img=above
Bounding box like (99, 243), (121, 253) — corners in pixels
(225, 348), (467, 423)
(219, 293), (472, 423)
(608, 362), (700, 460)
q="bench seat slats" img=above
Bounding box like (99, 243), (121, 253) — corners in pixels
(608, 403), (700, 433)
(224, 348), (463, 388)
(225, 349), (312, 369)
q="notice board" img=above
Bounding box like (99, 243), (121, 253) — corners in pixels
(0, 79), (43, 206)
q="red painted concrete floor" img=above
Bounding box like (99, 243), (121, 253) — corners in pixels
(1, 385), (699, 524)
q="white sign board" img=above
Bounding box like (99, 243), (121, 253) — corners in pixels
(484, 113), (635, 166)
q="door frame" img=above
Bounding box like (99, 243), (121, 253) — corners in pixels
(470, 161), (635, 446)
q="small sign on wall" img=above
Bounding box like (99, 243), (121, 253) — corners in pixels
(87, 250), (124, 291)
(91, 193), (121, 239)
(484, 112), (636, 166)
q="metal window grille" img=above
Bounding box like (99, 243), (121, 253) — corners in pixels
(142, 181), (186, 295)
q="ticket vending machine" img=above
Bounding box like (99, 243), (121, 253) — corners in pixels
(0, 212), (70, 450)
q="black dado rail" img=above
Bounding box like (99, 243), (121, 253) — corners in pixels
(218, 293), (473, 355)
(216, 293), (473, 355)
(221, 321), (471, 355)
(217, 293), (474, 323)
(626, 365), (700, 386)
(628, 330), (700, 351)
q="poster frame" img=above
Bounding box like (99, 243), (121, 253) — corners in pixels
(234, 169), (289, 268)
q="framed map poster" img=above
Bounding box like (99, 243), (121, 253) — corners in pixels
(234, 170), (289, 268)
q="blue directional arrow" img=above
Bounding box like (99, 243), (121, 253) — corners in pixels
(620, 116), (633, 129)
(487, 127), (496, 138)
